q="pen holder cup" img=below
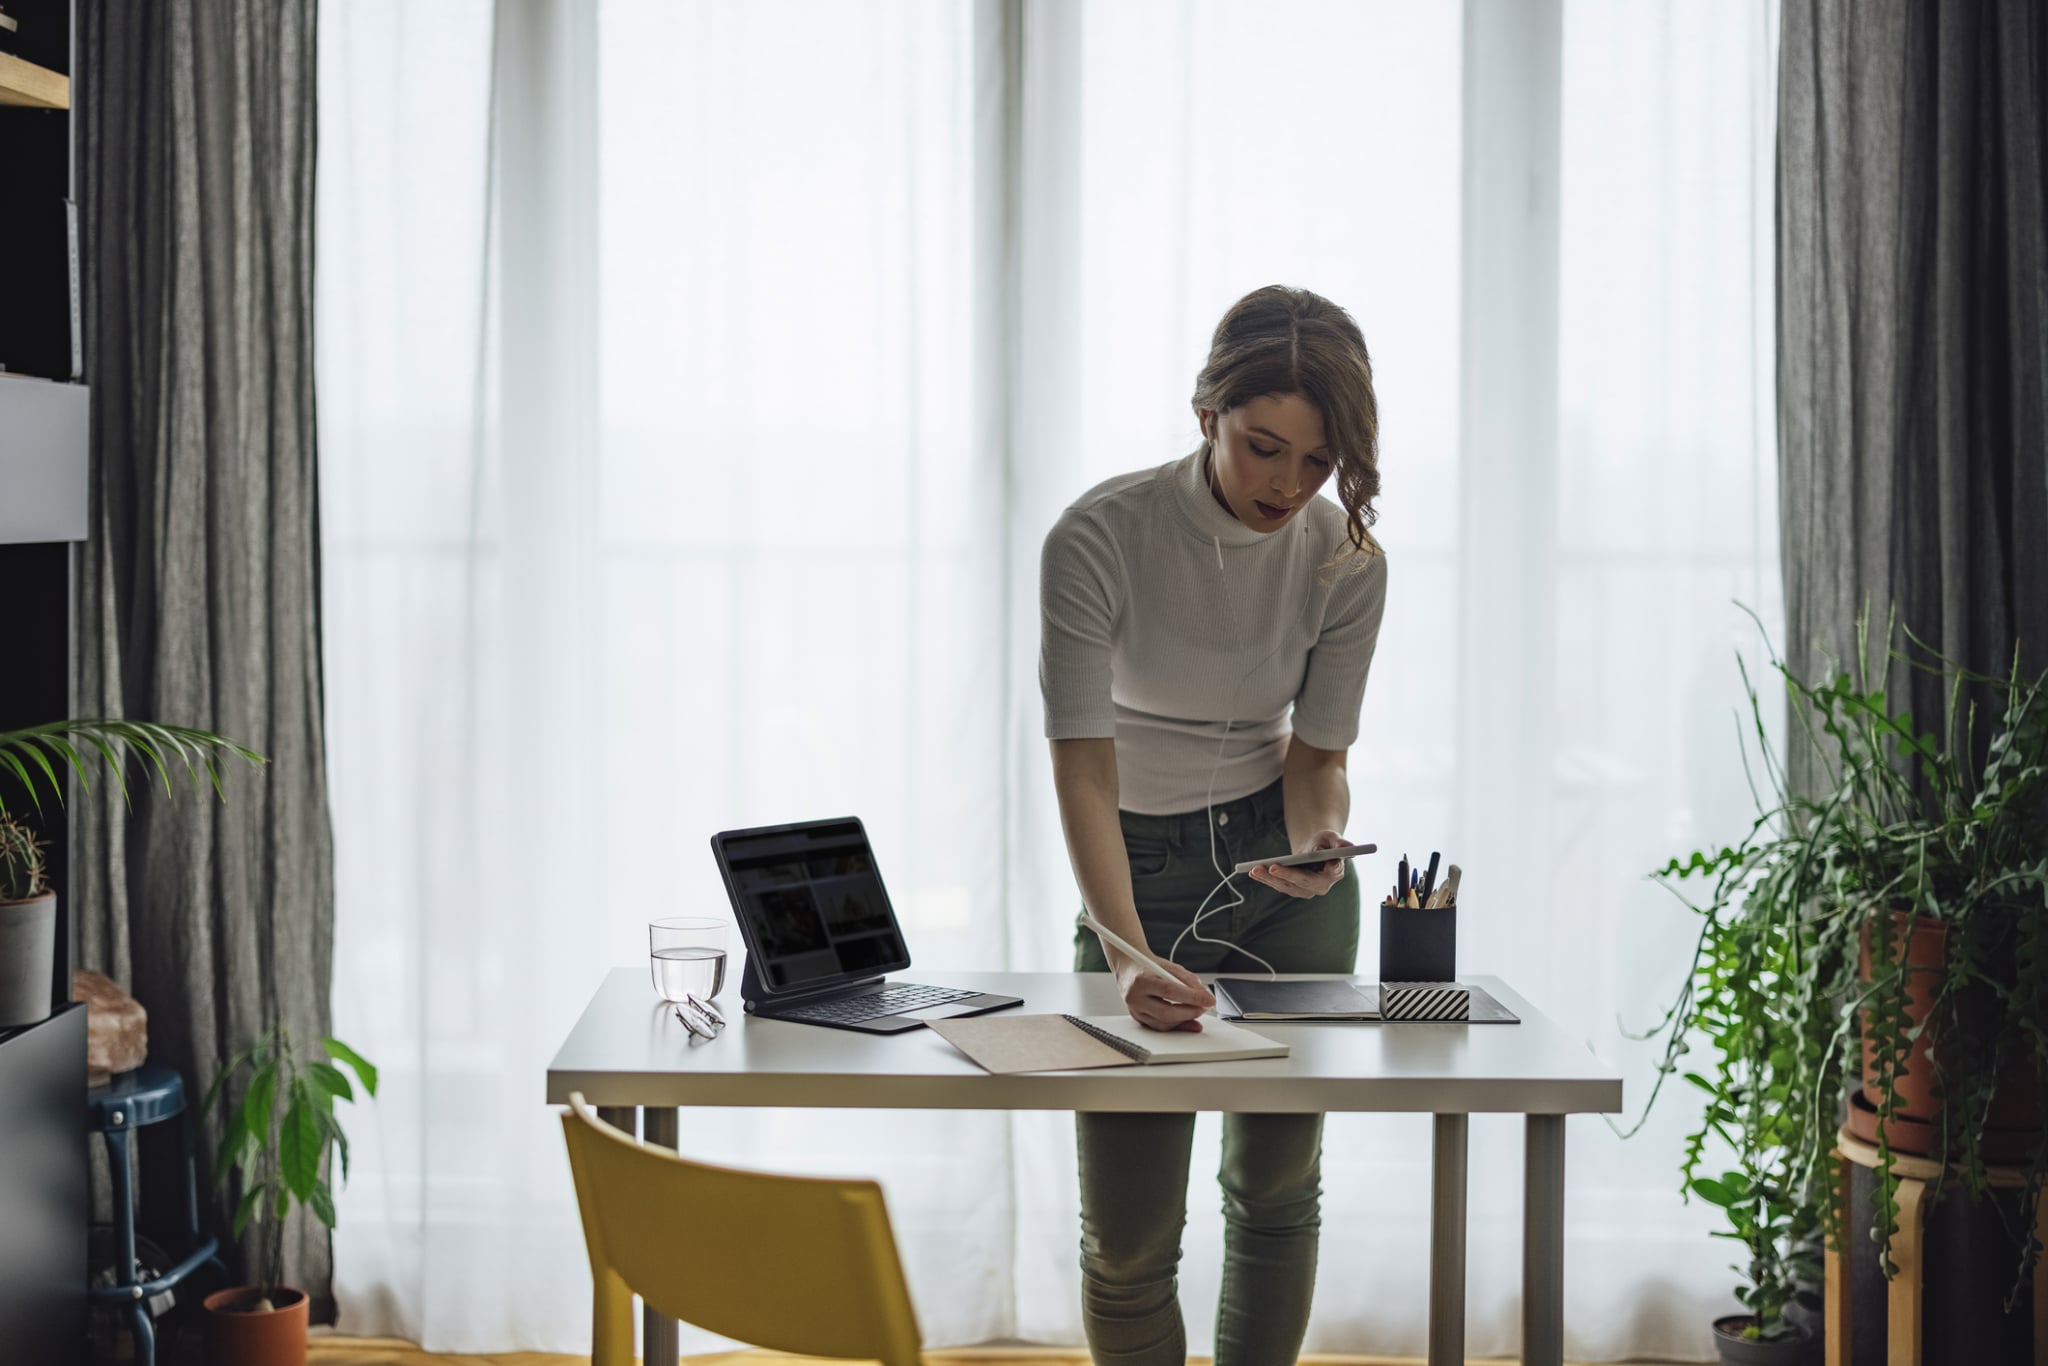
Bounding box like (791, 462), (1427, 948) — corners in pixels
(1379, 902), (1456, 983)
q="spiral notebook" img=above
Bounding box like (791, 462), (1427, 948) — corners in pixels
(928, 1013), (1288, 1074)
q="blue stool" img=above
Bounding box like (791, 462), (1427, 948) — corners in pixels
(88, 1065), (226, 1366)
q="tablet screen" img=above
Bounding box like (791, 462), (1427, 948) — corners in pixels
(718, 819), (910, 990)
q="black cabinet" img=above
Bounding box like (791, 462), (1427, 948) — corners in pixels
(0, 1005), (87, 1365)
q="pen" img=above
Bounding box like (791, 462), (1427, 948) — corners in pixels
(1420, 851), (1440, 904)
(1081, 911), (1188, 991)
(1398, 855), (1410, 902)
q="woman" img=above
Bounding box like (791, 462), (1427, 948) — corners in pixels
(1039, 285), (1387, 1364)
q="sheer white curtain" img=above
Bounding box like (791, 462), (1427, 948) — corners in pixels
(321, 0), (1010, 1350)
(318, 0), (1778, 1357)
(1001, 3), (1780, 1357)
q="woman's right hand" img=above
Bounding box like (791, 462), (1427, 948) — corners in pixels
(1113, 953), (1215, 1032)
(1048, 738), (1214, 1031)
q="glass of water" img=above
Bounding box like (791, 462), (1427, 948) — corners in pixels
(648, 916), (728, 1003)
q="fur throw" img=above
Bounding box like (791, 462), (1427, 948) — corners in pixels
(71, 970), (147, 1084)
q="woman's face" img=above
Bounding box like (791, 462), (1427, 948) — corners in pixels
(1198, 394), (1333, 532)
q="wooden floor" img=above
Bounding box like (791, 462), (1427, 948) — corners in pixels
(307, 1335), (1670, 1366)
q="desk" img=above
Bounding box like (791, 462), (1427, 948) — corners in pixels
(547, 969), (1622, 1366)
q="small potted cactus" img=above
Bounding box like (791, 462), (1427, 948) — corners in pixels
(0, 812), (55, 1028)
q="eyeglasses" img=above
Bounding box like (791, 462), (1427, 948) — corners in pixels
(673, 991), (726, 1041)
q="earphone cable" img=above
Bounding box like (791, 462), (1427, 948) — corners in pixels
(1164, 528), (1321, 976)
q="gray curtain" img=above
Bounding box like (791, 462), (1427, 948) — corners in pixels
(76, 0), (335, 1315)
(1778, 0), (2048, 797)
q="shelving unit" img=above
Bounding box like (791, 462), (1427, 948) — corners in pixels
(0, 1), (88, 1361)
(0, 50), (68, 108)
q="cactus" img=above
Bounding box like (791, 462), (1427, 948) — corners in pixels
(0, 813), (49, 902)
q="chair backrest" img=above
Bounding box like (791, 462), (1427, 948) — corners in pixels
(560, 1093), (923, 1365)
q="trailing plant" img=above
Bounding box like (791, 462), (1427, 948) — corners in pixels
(1627, 605), (2048, 1322)
(0, 812), (49, 902)
(0, 718), (266, 818)
(203, 1026), (378, 1302)
(1662, 874), (1824, 1341)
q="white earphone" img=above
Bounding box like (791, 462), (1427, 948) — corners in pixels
(1161, 514), (1322, 977)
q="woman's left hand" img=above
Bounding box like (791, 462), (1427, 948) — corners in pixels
(1247, 828), (1349, 899)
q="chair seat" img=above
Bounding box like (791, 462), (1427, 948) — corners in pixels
(88, 1064), (187, 1130)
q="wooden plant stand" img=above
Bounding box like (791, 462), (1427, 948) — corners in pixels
(1826, 1125), (2048, 1366)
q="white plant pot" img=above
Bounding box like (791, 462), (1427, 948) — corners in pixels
(0, 891), (57, 1028)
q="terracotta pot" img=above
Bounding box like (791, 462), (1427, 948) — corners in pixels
(1712, 1314), (1817, 1365)
(1857, 910), (2044, 1152)
(203, 1285), (308, 1366)
(1857, 912), (1948, 1118)
(1845, 1086), (2039, 1164)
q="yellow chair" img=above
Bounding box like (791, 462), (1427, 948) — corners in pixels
(559, 1092), (924, 1366)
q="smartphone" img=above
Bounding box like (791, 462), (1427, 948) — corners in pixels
(1231, 842), (1377, 876)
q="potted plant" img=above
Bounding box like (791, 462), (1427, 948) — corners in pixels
(0, 719), (265, 1026)
(1631, 608), (2048, 1356)
(201, 1025), (377, 1366)
(0, 812), (55, 1028)
(1639, 811), (1823, 1362)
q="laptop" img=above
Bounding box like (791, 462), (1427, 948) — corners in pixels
(711, 817), (1023, 1033)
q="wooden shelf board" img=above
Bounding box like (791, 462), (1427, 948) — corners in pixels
(0, 51), (68, 110)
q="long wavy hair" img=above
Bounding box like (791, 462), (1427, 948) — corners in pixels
(1191, 285), (1382, 557)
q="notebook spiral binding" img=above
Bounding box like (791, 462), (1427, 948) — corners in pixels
(1062, 1014), (1151, 1061)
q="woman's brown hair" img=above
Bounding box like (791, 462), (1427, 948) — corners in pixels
(1191, 285), (1382, 557)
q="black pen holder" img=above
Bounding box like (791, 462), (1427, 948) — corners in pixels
(1379, 902), (1456, 983)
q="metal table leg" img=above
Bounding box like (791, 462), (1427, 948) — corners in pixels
(1429, 1112), (1469, 1366)
(639, 1105), (681, 1366)
(1523, 1113), (1566, 1366)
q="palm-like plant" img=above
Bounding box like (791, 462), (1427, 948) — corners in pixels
(203, 1025), (377, 1304)
(0, 718), (266, 816)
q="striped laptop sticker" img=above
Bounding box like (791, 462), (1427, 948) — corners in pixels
(1380, 982), (1471, 1021)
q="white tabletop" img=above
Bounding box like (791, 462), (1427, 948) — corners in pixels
(546, 970), (1623, 1115)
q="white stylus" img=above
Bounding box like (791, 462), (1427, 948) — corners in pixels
(1081, 911), (1187, 990)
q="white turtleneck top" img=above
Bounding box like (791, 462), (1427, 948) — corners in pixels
(1038, 449), (1389, 816)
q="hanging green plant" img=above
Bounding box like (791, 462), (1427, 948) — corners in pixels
(1627, 606), (2048, 1336)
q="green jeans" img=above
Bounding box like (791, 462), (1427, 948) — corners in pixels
(1070, 777), (1360, 1366)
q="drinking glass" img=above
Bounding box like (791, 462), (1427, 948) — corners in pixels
(648, 916), (728, 1003)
